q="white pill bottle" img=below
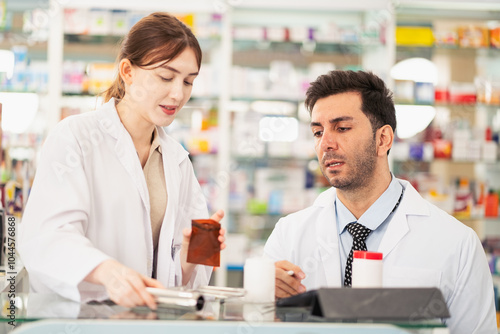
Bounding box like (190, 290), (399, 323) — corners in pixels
(244, 257), (275, 302)
(352, 251), (383, 288)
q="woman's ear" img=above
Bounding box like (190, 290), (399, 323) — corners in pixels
(376, 124), (394, 156)
(118, 59), (134, 86)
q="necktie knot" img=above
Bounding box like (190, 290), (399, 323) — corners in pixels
(347, 222), (372, 242)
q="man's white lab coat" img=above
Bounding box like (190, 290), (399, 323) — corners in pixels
(264, 179), (496, 333)
(19, 99), (210, 302)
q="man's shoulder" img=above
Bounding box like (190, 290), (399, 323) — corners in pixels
(424, 202), (473, 236)
(401, 182), (474, 238)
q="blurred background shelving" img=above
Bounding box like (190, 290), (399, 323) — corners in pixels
(1, 0), (500, 292)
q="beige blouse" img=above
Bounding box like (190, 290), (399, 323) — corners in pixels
(143, 128), (167, 278)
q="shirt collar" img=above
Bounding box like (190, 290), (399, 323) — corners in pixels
(150, 127), (162, 154)
(336, 174), (403, 235)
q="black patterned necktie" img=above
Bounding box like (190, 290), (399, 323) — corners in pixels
(344, 222), (372, 287)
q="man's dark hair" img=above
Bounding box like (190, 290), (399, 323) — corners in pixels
(305, 70), (397, 135)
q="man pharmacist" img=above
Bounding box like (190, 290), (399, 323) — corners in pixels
(264, 70), (496, 333)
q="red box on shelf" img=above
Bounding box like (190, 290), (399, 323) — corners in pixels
(448, 82), (477, 104)
(434, 88), (450, 103)
(433, 139), (452, 159)
(449, 93), (476, 104)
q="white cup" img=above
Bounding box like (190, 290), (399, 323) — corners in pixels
(244, 257), (275, 303)
(352, 251), (383, 288)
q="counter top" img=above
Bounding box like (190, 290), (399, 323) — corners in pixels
(0, 291), (448, 334)
(10, 319), (449, 334)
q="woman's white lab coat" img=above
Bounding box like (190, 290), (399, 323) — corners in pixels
(19, 99), (211, 302)
(264, 179), (496, 334)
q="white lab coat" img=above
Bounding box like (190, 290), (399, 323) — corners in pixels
(264, 179), (497, 334)
(19, 99), (211, 303)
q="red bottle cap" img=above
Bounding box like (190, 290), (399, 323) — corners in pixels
(353, 251), (383, 260)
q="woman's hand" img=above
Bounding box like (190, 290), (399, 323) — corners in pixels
(85, 259), (164, 310)
(180, 209), (226, 285)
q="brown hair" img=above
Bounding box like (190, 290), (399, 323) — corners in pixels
(305, 70), (396, 155)
(103, 12), (202, 103)
(305, 70), (396, 134)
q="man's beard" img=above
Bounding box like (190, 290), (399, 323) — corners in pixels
(321, 137), (377, 191)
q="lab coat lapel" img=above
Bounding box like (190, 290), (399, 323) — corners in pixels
(377, 204), (409, 258)
(378, 180), (428, 258)
(156, 129), (188, 285)
(113, 132), (150, 213)
(97, 100), (150, 215)
(315, 189), (342, 287)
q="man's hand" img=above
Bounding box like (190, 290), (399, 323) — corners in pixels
(275, 260), (306, 299)
(180, 209), (226, 285)
(85, 259), (164, 310)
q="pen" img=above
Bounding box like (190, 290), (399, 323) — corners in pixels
(287, 270), (295, 276)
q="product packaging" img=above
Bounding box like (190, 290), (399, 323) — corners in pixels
(433, 139), (452, 159)
(458, 25), (489, 48)
(485, 190), (499, 218)
(482, 128), (498, 162)
(244, 257), (275, 302)
(395, 25), (434, 46)
(453, 178), (472, 219)
(187, 219), (221, 266)
(393, 80), (415, 104)
(352, 251), (383, 288)
(414, 82), (435, 104)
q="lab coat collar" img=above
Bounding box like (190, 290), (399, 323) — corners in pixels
(313, 187), (337, 207)
(156, 126), (190, 165)
(378, 179), (430, 257)
(312, 179), (431, 262)
(95, 98), (122, 139)
(396, 179), (430, 216)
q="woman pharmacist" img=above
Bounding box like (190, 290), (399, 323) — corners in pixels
(18, 12), (225, 310)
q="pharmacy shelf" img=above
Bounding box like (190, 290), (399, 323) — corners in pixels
(391, 6), (500, 242)
(15, 0), (396, 288)
(234, 39), (383, 54)
(396, 45), (500, 59)
(226, 4), (395, 246)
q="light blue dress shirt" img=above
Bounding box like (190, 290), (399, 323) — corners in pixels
(336, 174), (404, 285)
